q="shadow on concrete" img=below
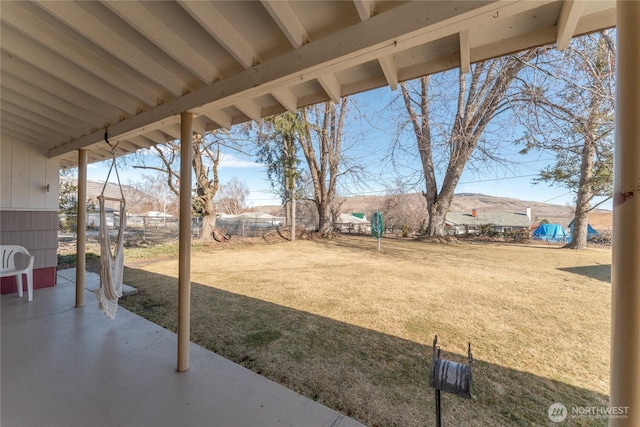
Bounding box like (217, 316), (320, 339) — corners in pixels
(121, 266), (609, 427)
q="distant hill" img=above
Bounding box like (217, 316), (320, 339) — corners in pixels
(341, 193), (579, 225)
(63, 178), (164, 214)
(69, 180), (613, 232)
(254, 192), (612, 231)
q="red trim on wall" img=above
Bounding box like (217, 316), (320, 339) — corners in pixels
(0, 267), (57, 295)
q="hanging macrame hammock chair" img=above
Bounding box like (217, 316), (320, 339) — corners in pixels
(97, 135), (126, 319)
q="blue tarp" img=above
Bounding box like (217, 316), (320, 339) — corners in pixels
(568, 220), (599, 237)
(532, 223), (569, 242)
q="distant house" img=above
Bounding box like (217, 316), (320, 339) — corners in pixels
(145, 211), (174, 218)
(335, 213), (370, 234)
(86, 206), (115, 230)
(350, 212), (367, 221)
(445, 208), (531, 235)
(142, 211), (176, 227)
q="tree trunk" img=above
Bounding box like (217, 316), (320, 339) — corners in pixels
(289, 173), (296, 241)
(424, 191), (458, 236)
(317, 199), (332, 237)
(284, 192), (291, 226)
(192, 137), (219, 242)
(424, 198), (439, 236)
(201, 197), (217, 241)
(566, 137), (595, 249)
(570, 208), (590, 249)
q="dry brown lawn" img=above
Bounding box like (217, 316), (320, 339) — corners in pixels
(119, 235), (611, 426)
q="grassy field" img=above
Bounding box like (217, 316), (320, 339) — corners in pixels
(118, 235), (611, 426)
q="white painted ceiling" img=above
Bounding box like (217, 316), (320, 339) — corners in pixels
(0, 1), (615, 168)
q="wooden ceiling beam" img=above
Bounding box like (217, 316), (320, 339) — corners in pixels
(557, 1), (586, 50)
(353, 0), (374, 21)
(0, 2), (160, 106)
(2, 111), (70, 142)
(37, 1), (187, 96)
(272, 88), (299, 113)
(261, 0), (310, 48)
(202, 110), (233, 131)
(1, 25), (139, 115)
(235, 100), (263, 123)
(378, 55), (398, 91)
(1, 88), (93, 131)
(105, 1), (221, 84)
(317, 74), (342, 104)
(1, 54), (123, 121)
(0, 72), (109, 125)
(459, 30), (471, 74)
(178, 1), (261, 69)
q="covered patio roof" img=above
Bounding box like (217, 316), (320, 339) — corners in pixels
(0, 1), (615, 168)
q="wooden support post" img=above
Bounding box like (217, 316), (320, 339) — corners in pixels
(177, 112), (193, 372)
(75, 149), (87, 307)
(610, 1), (640, 424)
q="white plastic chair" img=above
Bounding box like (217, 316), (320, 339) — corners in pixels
(1, 245), (34, 301)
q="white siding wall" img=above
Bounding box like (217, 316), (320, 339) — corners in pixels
(0, 135), (59, 210)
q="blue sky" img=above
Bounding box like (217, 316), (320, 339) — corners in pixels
(85, 84), (611, 211)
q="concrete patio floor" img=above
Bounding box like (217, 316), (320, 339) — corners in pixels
(1, 271), (365, 427)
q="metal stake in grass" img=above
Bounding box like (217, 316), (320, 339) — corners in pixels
(430, 335), (473, 426)
(371, 211), (383, 251)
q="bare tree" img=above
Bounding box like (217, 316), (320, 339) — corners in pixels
(516, 31), (615, 249)
(134, 132), (227, 241)
(133, 173), (179, 216)
(299, 98), (349, 237)
(216, 177), (250, 215)
(398, 49), (543, 236)
(380, 179), (427, 235)
(120, 181), (154, 215)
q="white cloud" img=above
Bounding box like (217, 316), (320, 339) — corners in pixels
(137, 146), (262, 168)
(219, 152), (262, 169)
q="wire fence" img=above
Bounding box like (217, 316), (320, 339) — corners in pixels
(58, 213), (319, 242)
(59, 213), (196, 242)
(215, 217), (284, 238)
(58, 212), (374, 243)
(57, 213), (611, 247)
(58, 213), (457, 241)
